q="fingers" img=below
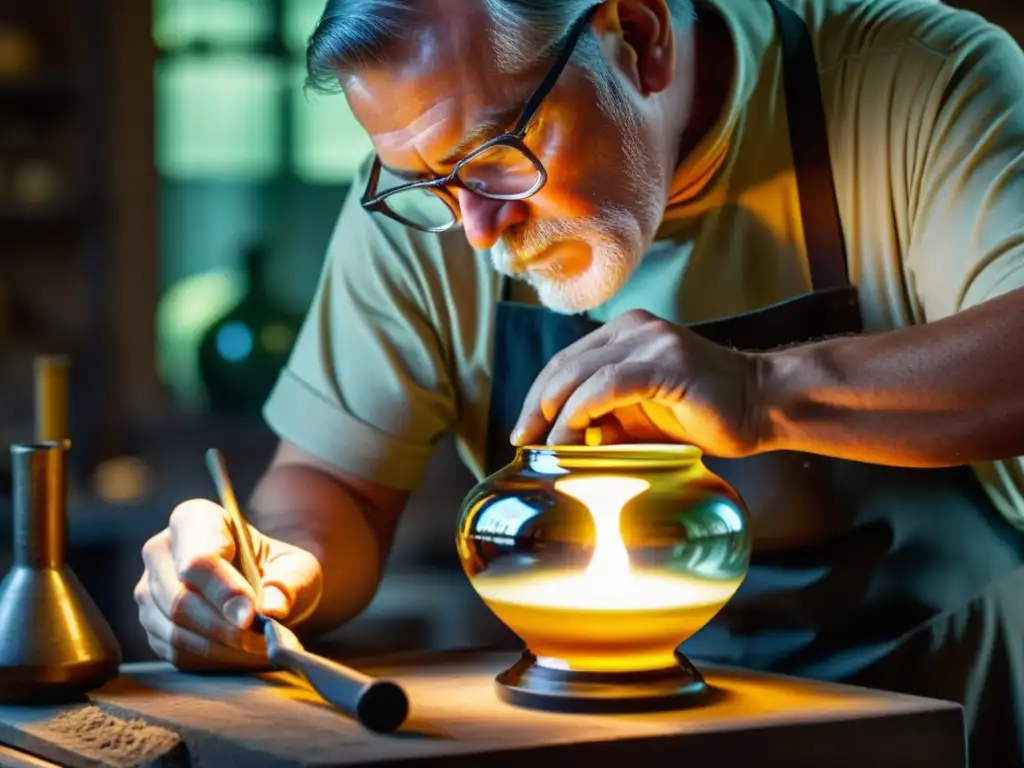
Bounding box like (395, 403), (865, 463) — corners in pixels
(141, 531), (266, 655)
(260, 585), (291, 619)
(512, 310), (660, 446)
(261, 547), (324, 625)
(168, 498), (259, 629)
(141, 608), (266, 671)
(598, 405), (678, 444)
(584, 415), (630, 446)
(135, 548), (267, 670)
(513, 345), (624, 446)
(137, 498), (325, 670)
(545, 361), (674, 445)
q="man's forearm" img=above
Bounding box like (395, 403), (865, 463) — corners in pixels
(247, 463), (389, 636)
(758, 287), (1024, 467)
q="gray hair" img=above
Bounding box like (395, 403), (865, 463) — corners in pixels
(305, 0), (696, 116)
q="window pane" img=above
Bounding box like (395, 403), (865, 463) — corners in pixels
(284, 0), (326, 54)
(290, 64), (373, 184)
(153, 0), (274, 50)
(156, 55), (283, 180)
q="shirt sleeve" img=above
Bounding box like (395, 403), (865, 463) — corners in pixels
(904, 20), (1024, 529)
(906, 21), (1024, 316)
(262, 162), (459, 491)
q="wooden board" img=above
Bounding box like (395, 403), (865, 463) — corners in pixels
(0, 650), (965, 768)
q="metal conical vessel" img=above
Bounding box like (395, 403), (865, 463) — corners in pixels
(0, 441), (122, 703)
(0, 355), (121, 703)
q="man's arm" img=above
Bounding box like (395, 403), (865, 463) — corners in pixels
(250, 160), (469, 634)
(761, 17), (1024, 468)
(246, 440), (408, 637)
(758, 285), (1024, 467)
(136, 161), (469, 668)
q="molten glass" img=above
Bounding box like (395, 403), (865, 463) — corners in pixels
(457, 444), (751, 679)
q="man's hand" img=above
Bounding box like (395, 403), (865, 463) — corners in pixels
(134, 499), (323, 671)
(511, 309), (764, 455)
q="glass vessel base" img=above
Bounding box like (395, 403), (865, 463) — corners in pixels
(495, 650), (709, 714)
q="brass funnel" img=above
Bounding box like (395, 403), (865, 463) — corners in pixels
(0, 442), (122, 702)
(0, 356), (121, 703)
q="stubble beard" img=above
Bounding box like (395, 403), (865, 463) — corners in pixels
(490, 104), (666, 315)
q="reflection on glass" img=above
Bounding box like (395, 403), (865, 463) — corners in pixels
(153, 0), (273, 49)
(474, 497), (542, 545)
(284, 0), (327, 53)
(291, 65), (374, 183)
(457, 445), (751, 673)
(156, 55), (283, 180)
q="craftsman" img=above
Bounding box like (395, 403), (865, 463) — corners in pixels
(135, 0), (1024, 764)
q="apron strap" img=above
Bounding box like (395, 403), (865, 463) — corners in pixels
(766, 0), (851, 291)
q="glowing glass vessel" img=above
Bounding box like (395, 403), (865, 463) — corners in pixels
(456, 443), (751, 712)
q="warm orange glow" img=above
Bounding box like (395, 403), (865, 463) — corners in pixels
(472, 475), (743, 672)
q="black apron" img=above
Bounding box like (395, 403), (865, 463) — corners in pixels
(482, 2), (1024, 766)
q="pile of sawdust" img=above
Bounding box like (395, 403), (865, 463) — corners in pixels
(34, 705), (184, 768)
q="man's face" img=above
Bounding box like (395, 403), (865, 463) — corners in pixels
(345, 1), (679, 314)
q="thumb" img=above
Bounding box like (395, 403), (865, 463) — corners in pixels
(260, 585), (292, 619)
(259, 548), (322, 624)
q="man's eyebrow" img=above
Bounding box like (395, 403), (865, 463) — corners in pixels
(438, 103), (526, 166)
(378, 103), (529, 182)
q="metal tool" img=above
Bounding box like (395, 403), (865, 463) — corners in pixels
(0, 358), (121, 703)
(204, 448), (410, 733)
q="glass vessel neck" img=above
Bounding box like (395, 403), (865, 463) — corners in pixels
(516, 443), (704, 473)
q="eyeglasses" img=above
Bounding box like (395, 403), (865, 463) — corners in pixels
(360, 6), (599, 232)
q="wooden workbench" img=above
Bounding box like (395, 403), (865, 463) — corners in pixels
(0, 649), (965, 768)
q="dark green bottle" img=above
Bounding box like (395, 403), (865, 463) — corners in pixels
(198, 244), (302, 418)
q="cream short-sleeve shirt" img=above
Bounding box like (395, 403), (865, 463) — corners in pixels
(264, 0), (1024, 528)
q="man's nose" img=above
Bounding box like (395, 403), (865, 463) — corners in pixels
(457, 190), (528, 250)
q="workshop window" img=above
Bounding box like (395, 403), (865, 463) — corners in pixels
(152, 0), (372, 412)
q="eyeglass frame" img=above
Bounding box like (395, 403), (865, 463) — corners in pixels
(359, 4), (600, 232)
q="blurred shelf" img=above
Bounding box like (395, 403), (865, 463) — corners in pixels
(0, 420), (277, 545)
(0, 202), (82, 229)
(121, 413), (275, 445)
(0, 1), (143, 523)
(0, 73), (76, 103)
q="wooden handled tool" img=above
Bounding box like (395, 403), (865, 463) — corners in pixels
(204, 448), (263, 606)
(204, 448), (409, 734)
(260, 618), (410, 735)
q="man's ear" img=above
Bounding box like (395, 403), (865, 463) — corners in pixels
(592, 0), (675, 96)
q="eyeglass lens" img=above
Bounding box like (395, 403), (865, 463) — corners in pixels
(378, 143), (541, 229)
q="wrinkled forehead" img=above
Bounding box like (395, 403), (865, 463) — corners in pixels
(342, 7), (542, 168)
